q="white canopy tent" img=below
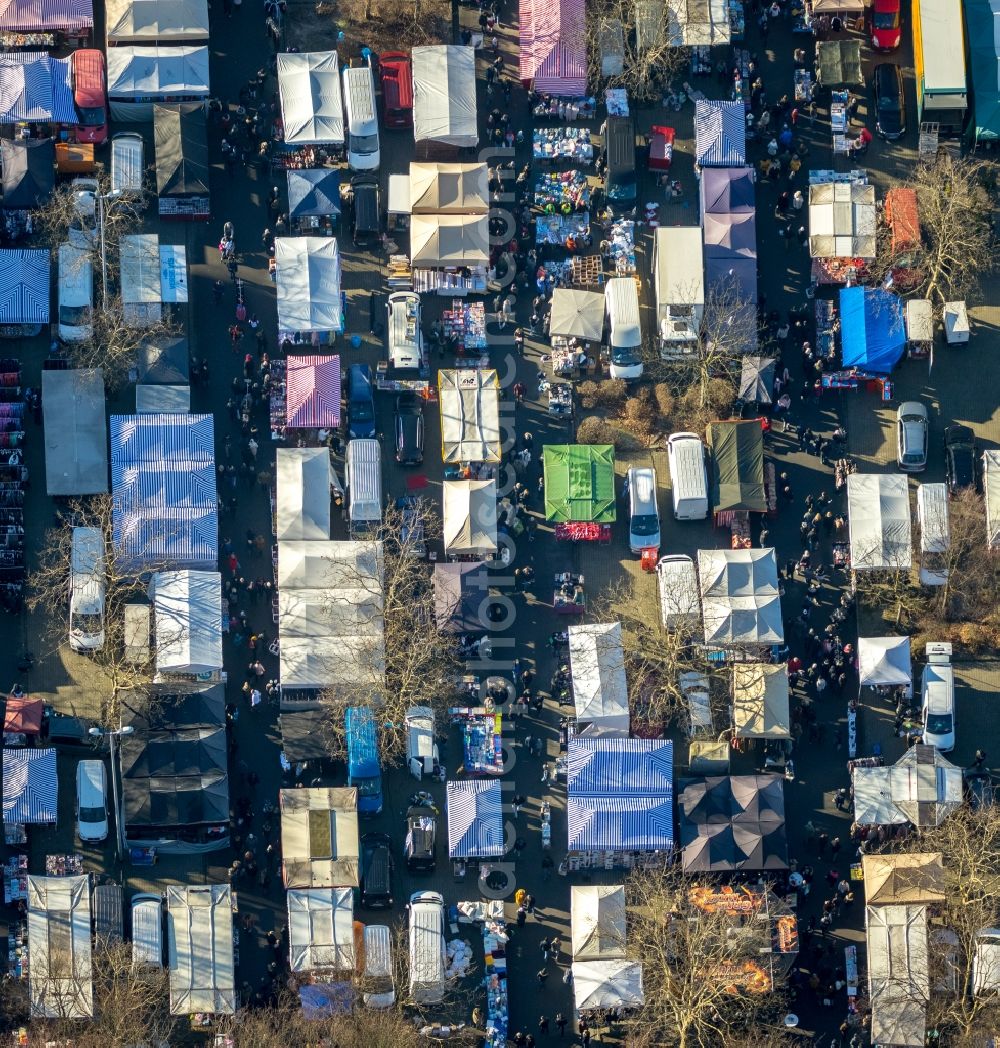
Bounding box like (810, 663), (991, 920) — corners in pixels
(866, 904), (929, 1048)
(412, 46), (478, 148)
(136, 384), (190, 413)
(287, 887), (356, 973)
(549, 288), (606, 342)
(106, 0), (209, 43)
(280, 787), (359, 889)
(27, 875), (93, 1019)
(572, 959), (645, 1012)
(443, 480), (497, 558)
(847, 474), (912, 571)
(853, 766), (907, 825)
(858, 637), (911, 687)
(698, 548), (784, 646)
(732, 664), (791, 739)
(276, 448), (331, 541)
(42, 368), (108, 496)
(150, 569), (223, 676)
(409, 162), (488, 213)
(571, 885), (626, 960)
(438, 369), (501, 464)
(106, 46), (210, 121)
(568, 623), (630, 733)
(808, 182), (877, 259)
(665, 0), (732, 46)
(275, 237), (342, 334)
(410, 213), (489, 268)
(853, 745), (963, 828)
(277, 51), (345, 147)
(166, 884), (236, 1016)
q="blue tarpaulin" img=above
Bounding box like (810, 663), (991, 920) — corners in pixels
(840, 286), (906, 374)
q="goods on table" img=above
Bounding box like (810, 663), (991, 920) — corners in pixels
(816, 299), (837, 361)
(3, 855), (27, 905)
(730, 0), (745, 39)
(533, 170), (591, 211)
(606, 218), (636, 274)
(795, 69), (814, 102)
(442, 301), (487, 350)
(691, 45), (712, 77)
(8, 919), (27, 980)
(536, 213), (591, 248)
(483, 919), (509, 1048)
(387, 255), (413, 291)
(555, 522), (612, 542)
(451, 708), (504, 775)
(533, 127), (594, 163)
(268, 358), (287, 440)
(548, 382), (573, 417)
(446, 938), (474, 978)
(45, 853), (83, 876)
(605, 88), (629, 117)
(532, 97), (596, 121)
(572, 254), (604, 286)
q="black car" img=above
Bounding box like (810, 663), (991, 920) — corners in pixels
(944, 424), (976, 493)
(395, 495), (427, 558)
(351, 177), (381, 247)
(873, 62), (905, 140)
(404, 805), (437, 872)
(360, 832), (394, 908)
(394, 391), (424, 465)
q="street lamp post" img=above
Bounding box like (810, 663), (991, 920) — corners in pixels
(96, 192), (109, 310)
(89, 725), (134, 862)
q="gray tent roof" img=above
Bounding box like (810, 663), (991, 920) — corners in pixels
(287, 168), (341, 219)
(279, 709), (330, 762)
(548, 289), (605, 342)
(136, 336), (190, 384)
(1, 138), (54, 209)
(433, 562), (490, 634)
(738, 356), (775, 404)
(153, 103), (209, 197)
(136, 384), (190, 413)
(816, 40), (863, 86)
(41, 369), (108, 496)
(700, 165), (755, 215)
(125, 683), (226, 730)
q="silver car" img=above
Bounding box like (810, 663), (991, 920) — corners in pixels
(896, 401), (928, 472)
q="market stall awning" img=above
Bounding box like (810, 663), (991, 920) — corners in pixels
(853, 766), (907, 826)
(153, 103), (209, 197)
(572, 960), (645, 1013)
(150, 569), (223, 676)
(166, 885), (236, 1016)
(1, 137), (53, 209)
(279, 709), (330, 763)
(866, 905), (929, 1048)
(288, 888), (355, 973)
(409, 162), (489, 214)
(698, 548), (784, 646)
(571, 885), (626, 961)
(889, 745), (963, 828)
(438, 369), (501, 464)
(858, 636), (911, 687)
(706, 420), (765, 513)
(569, 623), (629, 732)
(840, 286), (906, 373)
(3, 697), (43, 735)
(42, 368), (109, 496)
(280, 787), (359, 888)
(442, 479), (497, 557)
(0, 53), (74, 124)
(808, 181), (876, 259)
(287, 168), (341, 219)
(447, 779), (504, 858)
(433, 562), (491, 634)
(732, 664), (790, 739)
(694, 99), (746, 167)
(285, 354), (340, 429)
(27, 875), (93, 1020)
(703, 210), (757, 258)
(518, 0), (588, 96)
(277, 51), (344, 147)
(410, 213), (489, 268)
(548, 288), (605, 341)
(106, 45), (210, 100)
(847, 473), (911, 571)
(276, 447), (331, 542)
(862, 853), (946, 907)
(136, 335), (189, 384)
(738, 356), (775, 404)
(0, 248), (49, 325)
(816, 39), (863, 86)
(966, 0), (1000, 141)
(412, 45), (478, 147)
(106, 0), (209, 42)
(275, 237), (342, 334)
(1, 0), (93, 30)
(665, 0), (731, 45)
(3, 747), (57, 824)
(543, 444), (616, 523)
(700, 165), (755, 215)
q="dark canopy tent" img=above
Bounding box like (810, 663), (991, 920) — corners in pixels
(706, 420), (766, 513)
(279, 709), (330, 763)
(700, 165), (755, 215)
(816, 40), (863, 87)
(738, 356), (775, 405)
(433, 562), (490, 634)
(135, 335), (190, 384)
(287, 168), (341, 219)
(1, 138), (54, 209)
(124, 683), (225, 731)
(153, 103), (209, 218)
(605, 116), (636, 198)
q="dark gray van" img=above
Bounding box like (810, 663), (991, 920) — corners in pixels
(605, 116), (636, 202)
(360, 832), (394, 908)
(352, 178), (381, 247)
(93, 883), (124, 943)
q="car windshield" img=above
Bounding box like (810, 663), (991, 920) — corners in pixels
(78, 106), (105, 126)
(353, 403), (374, 422)
(873, 10), (899, 27)
(631, 513), (658, 536)
(357, 776), (381, 797)
(926, 712), (953, 735)
(80, 805), (104, 821)
(351, 133), (379, 154)
(59, 305), (91, 326)
(611, 345), (642, 366)
(73, 613), (103, 633)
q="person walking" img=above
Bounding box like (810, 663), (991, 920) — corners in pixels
(555, 1014), (567, 1037)
(538, 1016), (550, 1036)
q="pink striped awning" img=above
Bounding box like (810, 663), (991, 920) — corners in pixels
(0, 0), (94, 32)
(519, 0), (588, 98)
(285, 354), (341, 429)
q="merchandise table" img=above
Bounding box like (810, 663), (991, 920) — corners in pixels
(533, 128), (594, 164)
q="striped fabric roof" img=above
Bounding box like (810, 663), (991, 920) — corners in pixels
(567, 796), (674, 852)
(519, 0), (588, 97)
(694, 99), (746, 167)
(0, 53), (75, 125)
(3, 748), (57, 824)
(285, 355), (340, 429)
(0, 0), (94, 30)
(446, 779), (504, 858)
(110, 414), (218, 571)
(0, 249), (49, 325)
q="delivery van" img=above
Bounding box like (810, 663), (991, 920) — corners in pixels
(917, 482), (950, 586)
(124, 603), (151, 665)
(408, 890), (446, 1004)
(110, 132), (144, 200)
(656, 555), (700, 631)
(69, 526), (106, 652)
(378, 52), (413, 128)
(680, 672), (714, 737)
(604, 115), (636, 201)
(625, 466), (660, 554)
(57, 243), (94, 342)
(362, 924), (396, 1008)
(92, 883), (124, 943)
(346, 438), (383, 534)
(72, 49), (108, 145)
(346, 705), (383, 815)
(387, 291), (423, 373)
(653, 227), (703, 359)
(921, 642), (955, 752)
(343, 64), (380, 171)
(405, 706), (439, 780)
(666, 432), (709, 520)
(348, 363), (376, 439)
(76, 759), (108, 843)
(604, 276), (643, 380)
(130, 892), (164, 968)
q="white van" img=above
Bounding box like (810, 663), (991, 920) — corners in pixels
(346, 438), (383, 534)
(917, 483), (950, 586)
(666, 432), (709, 520)
(110, 132), (144, 199)
(604, 276), (643, 379)
(57, 243), (94, 342)
(130, 892), (164, 968)
(76, 759), (108, 842)
(656, 555), (700, 631)
(69, 526), (106, 652)
(680, 672), (713, 738)
(653, 227), (704, 359)
(363, 923), (396, 1008)
(921, 642), (955, 753)
(387, 292), (423, 372)
(626, 466), (660, 554)
(405, 706), (439, 780)
(343, 64), (380, 171)
(408, 890), (446, 1004)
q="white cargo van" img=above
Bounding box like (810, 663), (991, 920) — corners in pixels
(921, 642), (955, 752)
(75, 759), (108, 842)
(653, 227), (704, 359)
(130, 892), (164, 968)
(408, 890), (446, 1004)
(343, 64), (380, 171)
(656, 555), (700, 630)
(666, 432), (709, 520)
(346, 438), (383, 534)
(110, 132), (144, 200)
(405, 706), (439, 780)
(604, 276), (643, 379)
(363, 923), (396, 1008)
(917, 483), (950, 586)
(625, 466), (660, 554)
(680, 672), (713, 737)
(57, 243), (94, 342)
(985, 451), (1000, 550)
(387, 291), (423, 372)
(69, 526), (106, 652)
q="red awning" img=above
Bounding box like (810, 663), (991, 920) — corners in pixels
(285, 354), (341, 429)
(4, 696), (43, 735)
(518, 0), (587, 97)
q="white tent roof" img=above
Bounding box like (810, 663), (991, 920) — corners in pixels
(847, 473), (912, 571)
(571, 885), (626, 961)
(280, 787), (359, 889)
(277, 51), (345, 147)
(42, 368), (108, 496)
(107, 45), (210, 98)
(287, 887), (355, 973)
(732, 664), (791, 739)
(275, 237), (342, 334)
(412, 45), (478, 147)
(443, 480), (497, 557)
(665, 0), (732, 45)
(135, 383), (190, 413)
(858, 636), (911, 686)
(572, 959), (645, 1012)
(853, 746), (963, 827)
(852, 766), (907, 825)
(569, 623), (630, 732)
(698, 548), (784, 646)
(808, 181), (877, 259)
(150, 569), (222, 676)
(106, 0), (209, 42)
(27, 875), (93, 1019)
(166, 884), (236, 1016)
(410, 213), (489, 268)
(438, 369), (501, 464)
(277, 539), (380, 591)
(866, 905), (929, 1048)
(409, 162), (488, 213)
(276, 447), (331, 541)
(549, 288), (606, 342)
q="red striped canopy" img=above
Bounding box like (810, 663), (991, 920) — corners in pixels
(0, 0), (94, 31)
(285, 354), (341, 429)
(519, 0), (588, 97)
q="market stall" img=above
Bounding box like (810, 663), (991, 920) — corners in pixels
(535, 212), (590, 249)
(105, 0), (209, 44)
(0, 0), (92, 46)
(287, 169), (340, 235)
(274, 237), (342, 340)
(647, 125), (674, 170)
(106, 46), (210, 122)
(0, 138), (53, 211)
(700, 165), (755, 216)
(738, 356), (775, 407)
(276, 448), (332, 542)
(905, 299), (933, 359)
(412, 46), (478, 151)
(808, 179), (876, 284)
(166, 885), (236, 1017)
(153, 103), (209, 220)
(839, 285), (905, 382)
(410, 214), (489, 295)
(41, 368), (108, 497)
(866, 904), (929, 1048)
(568, 622), (629, 734)
(276, 51), (345, 157)
(2, 697), (42, 744)
(409, 162), (488, 214)
(548, 288), (604, 344)
(280, 787), (359, 888)
(694, 100), (746, 167)
(706, 419), (769, 543)
(441, 300), (487, 354)
(816, 40), (863, 88)
(451, 707), (504, 775)
(847, 473), (911, 572)
(571, 885), (626, 960)
(149, 569), (223, 677)
(285, 355), (340, 431)
(3, 748), (57, 828)
(446, 779), (504, 860)
(518, 0), (588, 97)
(442, 480), (497, 559)
(438, 369), (501, 465)
(534, 169), (590, 211)
(543, 444), (616, 542)
(27, 875), (93, 1019)
(0, 248), (49, 337)
(433, 562), (491, 635)
(857, 636), (911, 691)
(666, 0), (732, 45)
(698, 549), (784, 647)
(732, 664), (791, 739)
(287, 887), (356, 974)
(0, 53), (74, 133)
(533, 127), (593, 164)
(967, 0), (1000, 145)
(572, 960), (645, 1014)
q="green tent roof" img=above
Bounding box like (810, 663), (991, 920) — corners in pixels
(706, 421), (765, 513)
(965, 0), (1000, 141)
(543, 444), (617, 523)
(816, 40), (862, 87)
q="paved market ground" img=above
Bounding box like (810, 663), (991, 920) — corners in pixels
(2, 0), (1000, 1042)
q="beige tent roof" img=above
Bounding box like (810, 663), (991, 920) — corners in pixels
(862, 853), (946, 907)
(732, 664), (791, 739)
(443, 479), (497, 557)
(280, 787), (360, 889)
(808, 181), (876, 260)
(410, 213), (490, 268)
(571, 885), (626, 960)
(409, 163), (489, 214)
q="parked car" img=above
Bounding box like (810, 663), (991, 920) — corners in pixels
(404, 805), (437, 872)
(396, 495), (427, 558)
(896, 401), (928, 472)
(944, 424), (976, 494)
(394, 392), (424, 465)
(67, 177), (99, 249)
(873, 63), (905, 140)
(76, 759), (108, 843)
(347, 363), (376, 440)
(870, 0), (902, 51)
(360, 832), (394, 908)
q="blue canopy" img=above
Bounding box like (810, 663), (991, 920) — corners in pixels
(0, 53), (75, 124)
(3, 748), (57, 824)
(694, 100), (746, 167)
(840, 286), (906, 374)
(287, 168), (341, 219)
(446, 779), (503, 858)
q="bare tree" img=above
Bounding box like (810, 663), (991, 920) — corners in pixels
(852, 544), (928, 630)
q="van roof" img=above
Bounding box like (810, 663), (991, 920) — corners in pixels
(344, 65), (376, 122)
(629, 466), (656, 503)
(77, 759), (105, 789)
(379, 52), (413, 110)
(71, 527), (103, 574)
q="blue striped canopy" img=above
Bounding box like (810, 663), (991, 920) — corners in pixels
(567, 796), (674, 852)
(0, 249), (49, 325)
(3, 748), (57, 824)
(111, 413), (218, 571)
(0, 53), (75, 124)
(694, 100), (746, 167)
(446, 779), (504, 858)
